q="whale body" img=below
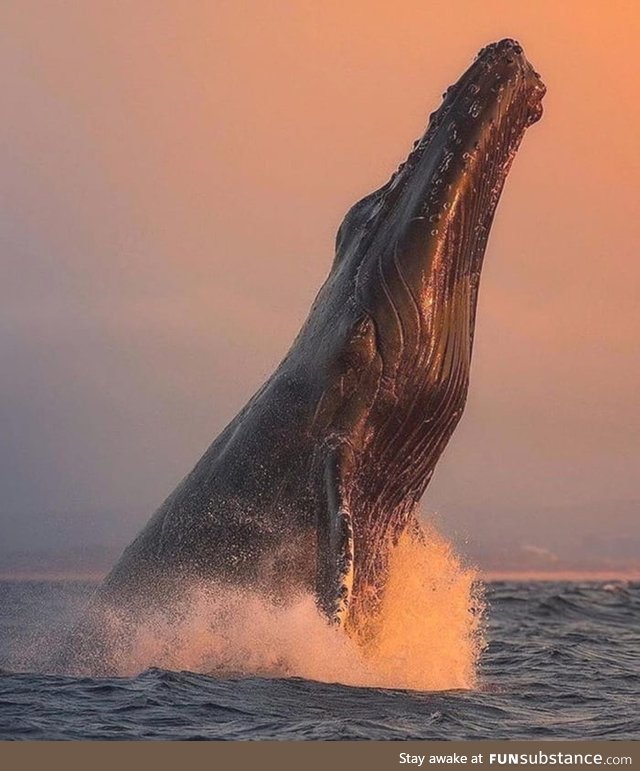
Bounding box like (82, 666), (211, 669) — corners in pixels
(62, 40), (545, 669)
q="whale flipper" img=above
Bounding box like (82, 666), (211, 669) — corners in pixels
(316, 444), (356, 624)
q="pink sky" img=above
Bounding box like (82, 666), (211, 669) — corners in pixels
(1, 3), (638, 568)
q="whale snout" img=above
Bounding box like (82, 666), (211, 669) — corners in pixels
(474, 38), (546, 125)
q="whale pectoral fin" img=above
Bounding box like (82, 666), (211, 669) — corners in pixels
(316, 445), (355, 627)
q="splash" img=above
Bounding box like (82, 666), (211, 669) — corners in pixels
(371, 525), (485, 690)
(79, 523), (484, 691)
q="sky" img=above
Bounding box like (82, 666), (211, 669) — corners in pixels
(1, 2), (638, 568)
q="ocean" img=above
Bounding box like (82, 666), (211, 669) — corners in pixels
(0, 577), (638, 740)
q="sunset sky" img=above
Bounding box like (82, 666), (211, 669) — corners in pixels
(1, 2), (638, 569)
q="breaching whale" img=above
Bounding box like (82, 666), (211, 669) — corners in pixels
(63, 39), (545, 667)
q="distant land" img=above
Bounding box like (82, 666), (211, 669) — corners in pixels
(1, 499), (638, 581)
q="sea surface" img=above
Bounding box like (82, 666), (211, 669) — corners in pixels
(0, 579), (638, 740)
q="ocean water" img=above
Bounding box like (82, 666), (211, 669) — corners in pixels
(0, 577), (638, 740)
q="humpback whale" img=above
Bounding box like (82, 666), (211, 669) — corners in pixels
(65, 39), (544, 666)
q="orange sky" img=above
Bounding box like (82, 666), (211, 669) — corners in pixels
(1, 2), (638, 564)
